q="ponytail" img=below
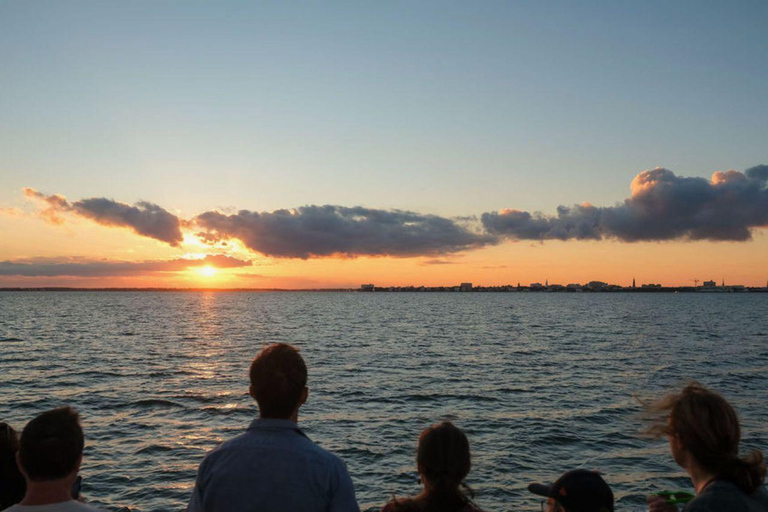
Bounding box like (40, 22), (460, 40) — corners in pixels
(724, 450), (767, 495)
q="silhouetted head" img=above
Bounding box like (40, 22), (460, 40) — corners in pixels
(19, 406), (84, 482)
(249, 343), (308, 419)
(646, 382), (766, 494)
(0, 422), (25, 508)
(417, 421), (471, 489)
(0, 423), (20, 467)
(528, 469), (614, 512)
(387, 422), (476, 512)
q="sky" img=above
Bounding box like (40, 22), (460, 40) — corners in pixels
(1, 0), (767, 288)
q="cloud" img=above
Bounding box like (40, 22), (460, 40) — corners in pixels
(23, 189), (184, 246)
(23, 188), (70, 224)
(16, 164), (767, 257)
(420, 259), (458, 265)
(482, 166), (768, 242)
(194, 205), (496, 258)
(0, 255), (251, 277)
(0, 207), (24, 217)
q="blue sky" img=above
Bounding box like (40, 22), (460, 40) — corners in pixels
(1, 0), (766, 218)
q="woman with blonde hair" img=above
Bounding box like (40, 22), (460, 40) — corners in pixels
(646, 382), (768, 512)
(382, 421), (483, 512)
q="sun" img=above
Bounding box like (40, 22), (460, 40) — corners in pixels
(198, 265), (218, 278)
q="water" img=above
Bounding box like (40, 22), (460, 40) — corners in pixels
(1, 291), (766, 511)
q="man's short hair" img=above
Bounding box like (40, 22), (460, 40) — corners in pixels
(19, 406), (84, 481)
(249, 343), (308, 419)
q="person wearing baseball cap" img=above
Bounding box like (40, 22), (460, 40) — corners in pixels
(528, 469), (614, 512)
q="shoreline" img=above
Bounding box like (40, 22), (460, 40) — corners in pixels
(1, 287), (767, 293)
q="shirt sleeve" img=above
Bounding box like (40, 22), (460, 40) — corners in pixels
(186, 455), (210, 512)
(328, 459), (360, 512)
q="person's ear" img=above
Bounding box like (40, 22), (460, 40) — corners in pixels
(249, 385), (257, 400)
(300, 386), (309, 406)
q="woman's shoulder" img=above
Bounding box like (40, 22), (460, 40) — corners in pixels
(381, 498), (486, 512)
(381, 499), (485, 512)
(381, 498), (419, 512)
(685, 481), (768, 512)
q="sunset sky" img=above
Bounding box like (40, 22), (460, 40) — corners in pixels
(1, 1), (767, 288)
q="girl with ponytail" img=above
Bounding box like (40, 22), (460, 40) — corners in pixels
(381, 422), (483, 512)
(646, 382), (768, 512)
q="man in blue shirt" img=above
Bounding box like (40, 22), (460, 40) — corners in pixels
(187, 343), (359, 512)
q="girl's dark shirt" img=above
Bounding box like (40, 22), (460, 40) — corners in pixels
(684, 481), (768, 512)
(0, 471), (25, 510)
(381, 502), (483, 512)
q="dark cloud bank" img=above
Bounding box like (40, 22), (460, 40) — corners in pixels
(20, 165), (768, 261)
(0, 255), (250, 277)
(195, 206), (494, 258)
(23, 189), (184, 246)
(482, 165), (768, 242)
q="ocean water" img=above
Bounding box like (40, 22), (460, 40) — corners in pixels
(1, 291), (766, 511)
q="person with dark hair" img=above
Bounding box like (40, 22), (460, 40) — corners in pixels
(646, 382), (768, 512)
(187, 343), (359, 512)
(527, 469), (614, 512)
(382, 422), (483, 512)
(0, 423), (26, 510)
(5, 407), (105, 512)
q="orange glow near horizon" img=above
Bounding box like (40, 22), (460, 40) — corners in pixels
(1, 211), (767, 289)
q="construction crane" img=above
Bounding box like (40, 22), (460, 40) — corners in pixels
(692, 278), (699, 287)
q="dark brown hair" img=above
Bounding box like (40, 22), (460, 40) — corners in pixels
(645, 382), (766, 494)
(0, 423), (26, 508)
(249, 343), (308, 419)
(389, 421), (476, 512)
(19, 407), (84, 482)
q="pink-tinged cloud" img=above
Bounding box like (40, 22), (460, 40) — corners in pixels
(23, 188), (184, 246)
(482, 165), (768, 242)
(0, 255), (250, 277)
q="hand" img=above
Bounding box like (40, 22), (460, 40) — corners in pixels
(647, 494), (678, 512)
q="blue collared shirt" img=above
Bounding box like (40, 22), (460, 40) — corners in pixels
(187, 418), (359, 512)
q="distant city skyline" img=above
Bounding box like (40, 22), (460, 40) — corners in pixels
(1, 1), (767, 288)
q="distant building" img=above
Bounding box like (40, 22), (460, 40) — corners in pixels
(360, 284), (375, 292)
(702, 280), (717, 288)
(586, 281), (609, 291)
(632, 278), (636, 288)
(460, 282), (473, 292)
(530, 282), (544, 290)
(641, 283), (662, 288)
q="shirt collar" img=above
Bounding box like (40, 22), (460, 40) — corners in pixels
(247, 418), (307, 437)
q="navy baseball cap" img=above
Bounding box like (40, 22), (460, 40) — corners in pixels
(528, 469), (614, 512)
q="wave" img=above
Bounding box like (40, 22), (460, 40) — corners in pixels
(135, 444), (175, 455)
(131, 399), (185, 409)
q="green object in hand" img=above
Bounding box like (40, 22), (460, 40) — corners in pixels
(656, 490), (695, 505)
